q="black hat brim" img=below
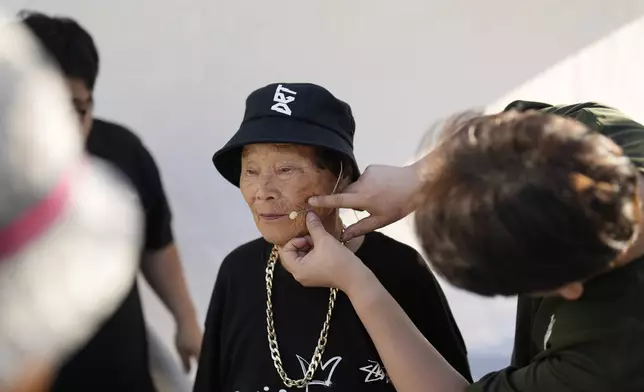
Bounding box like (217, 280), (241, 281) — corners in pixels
(213, 116), (360, 187)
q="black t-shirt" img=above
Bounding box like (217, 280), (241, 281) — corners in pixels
(471, 258), (644, 392)
(50, 119), (174, 392)
(194, 232), (472, 392)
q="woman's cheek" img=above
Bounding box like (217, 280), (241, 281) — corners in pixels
(311, 205), (335, 221)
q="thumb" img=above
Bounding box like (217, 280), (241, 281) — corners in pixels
(305, 211), (331, 242)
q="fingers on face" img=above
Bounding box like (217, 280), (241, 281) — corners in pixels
(309, 191), (360, 209)
(305, 211), (329, 239)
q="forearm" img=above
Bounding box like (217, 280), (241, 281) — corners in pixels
(141, 244), (198, 325)
(346, 269), (469, 392)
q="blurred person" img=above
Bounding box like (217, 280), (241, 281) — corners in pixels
(0, 14), (142, 392)
(279, 104), (644, 391)
(19, 11), (202, 392)
(193, 83), (471, 392)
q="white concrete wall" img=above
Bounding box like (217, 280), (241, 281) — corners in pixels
(4, 0), (644, 385)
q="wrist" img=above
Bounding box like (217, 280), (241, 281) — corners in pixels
(407, 151), (443, 210)
(343, 265), (383, 307)
(174, 307), (198, 329)
(405, 160), (426, 213)
(408, 156), (425, 178)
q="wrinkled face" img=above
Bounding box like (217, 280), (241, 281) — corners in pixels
(65, 77), (93, 139)
(240, 144), (339, 246)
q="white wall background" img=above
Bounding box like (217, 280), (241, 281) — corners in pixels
(5, 0), (644, 388)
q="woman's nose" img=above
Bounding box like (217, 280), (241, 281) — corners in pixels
(256, 174), (279, 200)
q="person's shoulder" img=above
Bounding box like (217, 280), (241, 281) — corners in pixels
(91, 118), (145, 147)
(567, 104), (643, 131)
(224, 237), (267, 258)
(219, 237), (269, 275)
(362, 232), (429, 271)
(364, 231), (418, 254)
(504, 100), (609, 118)
(535, 102), (644, 135)
(502, 100), (638, 127)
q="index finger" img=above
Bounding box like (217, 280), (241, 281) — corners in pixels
(308, 192), (363, 210)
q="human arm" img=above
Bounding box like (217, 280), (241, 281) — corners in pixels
(347, 269), (470, 392)
(410, 274), (472, 381)
(389, 249), (472, 381)
(278, 212), (469, 392)
(280, 212), (629, 392)
(134, 143), (202, 371)
(141, 245), (202, 371)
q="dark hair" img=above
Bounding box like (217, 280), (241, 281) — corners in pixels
(19, 11), (99, 90)
(314, 148), (354, 182)
(414, 110), (640, 296)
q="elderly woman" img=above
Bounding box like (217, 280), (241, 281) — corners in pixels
(194, 83), (471, 391)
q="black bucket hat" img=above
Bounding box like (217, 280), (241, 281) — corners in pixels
(212, 83), (360, 187)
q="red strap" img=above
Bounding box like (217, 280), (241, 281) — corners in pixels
(0, 168), (74, 259)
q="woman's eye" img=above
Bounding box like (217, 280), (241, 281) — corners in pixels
(245, 169), (258, 176)
(278, 167), (293, 174)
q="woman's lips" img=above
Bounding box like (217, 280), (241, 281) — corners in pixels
(260, 214), (287, 221)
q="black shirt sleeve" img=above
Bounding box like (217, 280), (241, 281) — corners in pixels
(510, 296), (542, 368)
(135, 142), (174, 251)
(574, 106), (644, 172)
(469, 337), (618, 392)
(505, 102), (644, 173)
(87, 119), (174, 252)
(470, 295), (644, 391)
(194, 260), (229, 392)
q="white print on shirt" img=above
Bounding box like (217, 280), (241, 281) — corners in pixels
(271, 84), (297, 116)
(295, 355), (342, 391)
(359, 360), (390, 383)
(543, 314), (556, 350)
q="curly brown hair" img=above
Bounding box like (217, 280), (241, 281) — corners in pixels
(414, 110), (640, 296)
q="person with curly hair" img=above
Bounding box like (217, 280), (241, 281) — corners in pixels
(279, 102), (644, 391)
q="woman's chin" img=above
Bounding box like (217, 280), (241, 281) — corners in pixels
(260, 228), (307, 247)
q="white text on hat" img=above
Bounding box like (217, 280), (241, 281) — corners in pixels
(271, 84), (297, 116)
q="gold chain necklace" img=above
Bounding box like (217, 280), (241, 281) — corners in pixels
(265, 245), (339, 388)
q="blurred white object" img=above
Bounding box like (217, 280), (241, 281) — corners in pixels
(0, 11), (143, 389)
